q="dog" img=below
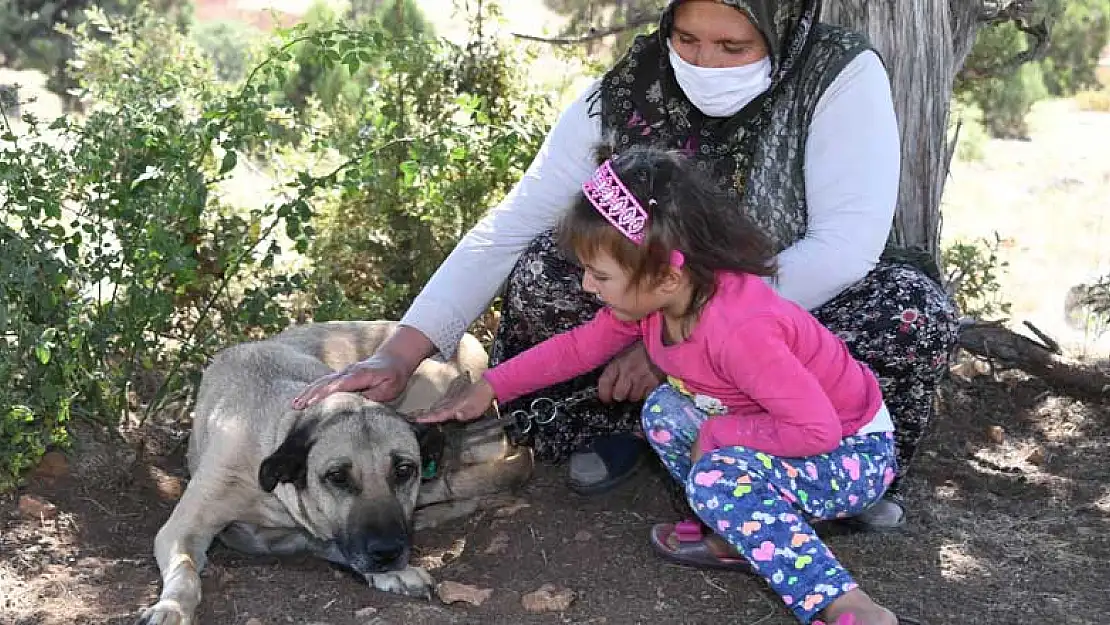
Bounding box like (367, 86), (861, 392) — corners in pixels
(136, 321), (533, 625)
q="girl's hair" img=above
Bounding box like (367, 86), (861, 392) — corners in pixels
(557, 144), (777, 315)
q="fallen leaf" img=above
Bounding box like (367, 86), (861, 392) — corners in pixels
(522, 584), (575, 612)
(32, 451), (68, 481)
(18, 495), (57, 520)
(354, 606), (378, 619)
(436, 580), (493, 606)
(494, 501), (531, 518)
(483, 531), (510, 555)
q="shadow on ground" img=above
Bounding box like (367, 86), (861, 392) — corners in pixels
(3, 370), (1107, 625)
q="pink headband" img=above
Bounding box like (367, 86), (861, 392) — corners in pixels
(581, 159), (685, 268)
(582, 160), (648, 244)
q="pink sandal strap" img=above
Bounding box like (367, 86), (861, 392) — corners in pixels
(673, 519), (704, 543)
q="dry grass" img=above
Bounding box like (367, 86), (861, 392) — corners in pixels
(1076, 88), (1110, 112)
(941, 97), (1110, 359)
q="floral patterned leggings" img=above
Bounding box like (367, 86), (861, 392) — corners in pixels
(489, 231), (959, 496)
(644, 384), (898, 623)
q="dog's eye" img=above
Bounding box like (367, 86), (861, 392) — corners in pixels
(324, 469), (352, 489)
(393, 462), (417, 482)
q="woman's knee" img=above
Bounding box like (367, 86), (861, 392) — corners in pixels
(825, 264), (960, 377)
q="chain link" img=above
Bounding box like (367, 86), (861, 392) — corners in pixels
(502, 386), (600, 441)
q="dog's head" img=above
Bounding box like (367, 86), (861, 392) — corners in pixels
(257, 392), (439, 576)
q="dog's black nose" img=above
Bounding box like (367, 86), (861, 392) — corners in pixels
(369, 542), (405, 567)
(343, 533), (409, 573)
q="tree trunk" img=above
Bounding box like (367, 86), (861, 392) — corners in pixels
(822, 0), (985, 264)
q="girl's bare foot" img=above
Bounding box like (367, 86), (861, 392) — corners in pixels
(821, 589), (897, 625)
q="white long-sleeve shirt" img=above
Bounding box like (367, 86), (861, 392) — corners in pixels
(402, 50), (901, 357)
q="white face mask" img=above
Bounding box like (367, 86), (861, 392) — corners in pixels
(667, 41), (772, 118)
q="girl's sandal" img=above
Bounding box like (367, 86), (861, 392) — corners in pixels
(649, 520), (753, 572)
(814, 612), (924, 625)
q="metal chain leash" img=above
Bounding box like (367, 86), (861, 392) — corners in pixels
(501, 386), (601, 443)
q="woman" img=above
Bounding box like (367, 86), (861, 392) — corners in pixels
(293, 0), (960, 535)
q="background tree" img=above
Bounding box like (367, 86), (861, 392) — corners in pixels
(0, 0), (191, 103)
(955, 0), (1109, 138)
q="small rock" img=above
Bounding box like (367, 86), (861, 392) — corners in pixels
(436, 580), (493, 606)
(245, 619), (263, 625)
(573, 530), (593, 542)
(354, 606), (378, 619)
(986, 425), (1005, 445)
(493, 501), (531, 518)
(522, 584), (574, 613)
(32, 451), (68, 481)
(483, 531), (510, 555)
(1026, 447), (1047, 466)
(18, 494), (58, 520)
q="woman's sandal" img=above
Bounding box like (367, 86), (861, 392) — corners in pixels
(649, 520), (753, 572)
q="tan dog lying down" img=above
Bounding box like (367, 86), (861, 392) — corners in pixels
(136, 321), (533, 625)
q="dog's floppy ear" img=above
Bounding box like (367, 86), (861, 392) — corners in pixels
(400, 371), (469, 480)
(259, 422), (315, 492)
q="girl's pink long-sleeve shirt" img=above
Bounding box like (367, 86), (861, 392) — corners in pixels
(483, 272), (886, 458)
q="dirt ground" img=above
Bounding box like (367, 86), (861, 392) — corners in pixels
(3, 362), (1109, 625)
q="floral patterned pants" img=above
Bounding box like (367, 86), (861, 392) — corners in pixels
(645, 384), (898, 623)
(489, 231), (959, 494)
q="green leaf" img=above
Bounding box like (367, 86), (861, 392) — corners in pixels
(219, 150), (237, 175)
(35, 344), (51, 365)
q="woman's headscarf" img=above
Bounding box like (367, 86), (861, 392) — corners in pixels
(595, 0), (822, 196)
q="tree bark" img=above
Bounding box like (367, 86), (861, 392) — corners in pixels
(822, 0), (985, 263)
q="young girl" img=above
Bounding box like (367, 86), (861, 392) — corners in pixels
(416, 146), (899, 625)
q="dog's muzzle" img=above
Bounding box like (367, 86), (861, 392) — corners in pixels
(339, 499), (412, 574)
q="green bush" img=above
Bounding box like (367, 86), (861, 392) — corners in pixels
(0, 2), (554, 490)
(943, 233), (1012, 320)
(304, 4), (555, 320)
(1065, 277), (1110, 338)
(0, 7), (368, 488)
(191, 19), (265, 83)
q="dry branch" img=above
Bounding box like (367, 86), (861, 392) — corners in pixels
(511, 14), (658, 45)
(958, 321), (1110, 398)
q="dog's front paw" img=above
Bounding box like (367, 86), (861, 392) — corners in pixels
(135, 599), (193, 625)
(368, 565), (435, 599)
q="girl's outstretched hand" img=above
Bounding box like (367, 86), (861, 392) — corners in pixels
(413, 378), (497, 424)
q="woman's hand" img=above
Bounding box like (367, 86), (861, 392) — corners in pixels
(292, 351), (413, 410)
(412, 378), (497, 424)
(598, 342), (664, 403)
(292, 325), (435, 410)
